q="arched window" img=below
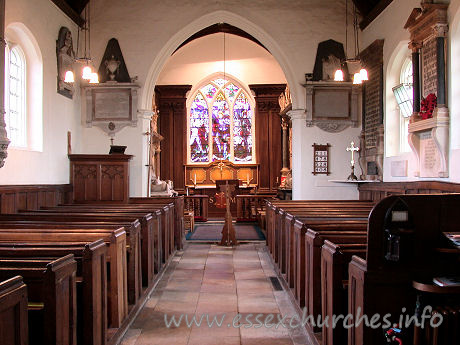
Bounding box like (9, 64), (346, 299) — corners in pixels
(392, 57), (413, 153)
(189, 77), (255, 163)
(5, 45), (27, 148)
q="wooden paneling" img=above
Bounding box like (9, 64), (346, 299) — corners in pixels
(156, 85), (192, 194)
(358, 181), (460, 202)
(69, 154), (132, 203)
(250, 84), (285, 194)
(0, 184), (72, 213)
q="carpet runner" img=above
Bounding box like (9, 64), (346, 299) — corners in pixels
(186, 221), (265, 241)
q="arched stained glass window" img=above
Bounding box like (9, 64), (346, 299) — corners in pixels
(189, 78), (255, 163)
(190, 92), (209, 162)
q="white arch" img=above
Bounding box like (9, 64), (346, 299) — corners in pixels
(5, 22), (43, 152)
(140, 10), (298, 111)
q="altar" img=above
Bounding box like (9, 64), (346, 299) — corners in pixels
(185, 160), (259, 217)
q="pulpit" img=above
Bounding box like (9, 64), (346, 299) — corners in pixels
(69, 154), (132, 203)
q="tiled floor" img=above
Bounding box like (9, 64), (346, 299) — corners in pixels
(121, 243), (312, 345)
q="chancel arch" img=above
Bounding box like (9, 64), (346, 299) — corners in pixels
(141, 10), (300, 113)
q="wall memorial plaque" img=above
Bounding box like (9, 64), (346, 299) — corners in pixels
(84, 82), (140, 136)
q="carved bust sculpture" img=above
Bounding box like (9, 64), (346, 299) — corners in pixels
(322, 54), (341, 81)
(56, 27), (75, 98)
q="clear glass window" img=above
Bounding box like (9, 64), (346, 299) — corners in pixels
(5, 45), (27, 148)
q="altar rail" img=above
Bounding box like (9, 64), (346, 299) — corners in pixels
(0, 184), (72, 213)
(184, 195), (209, 222)
(236, 194), (276, 222)
(358, 181), (460, 202)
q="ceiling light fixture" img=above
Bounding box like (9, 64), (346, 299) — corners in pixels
(65, 0), (99, 84)
(335, 0), (368, 84)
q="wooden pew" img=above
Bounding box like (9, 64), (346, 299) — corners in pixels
(0, 276), (28, 345)
(40, 205), (164, 284)
(0, 227), (127, 328)
(0, 213), (141, 306)
(0, 240), (107, 345)
(265, 200), (373, 259)
(129, 196), (184, 251)
(274, 206), (372, 276)
(0, 255), (77, 345)
(348, 194), (460, 345)
(47, 203), (175, 273)
(304, 229), (367, 321)
(321, 240), (366, 345)
(292, 219), (367, 308)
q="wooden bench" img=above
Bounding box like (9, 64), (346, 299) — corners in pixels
(0, 255), (77, 345)
(0, 227), (127, 328)
(40, 205), (164, 285)
(293, 220), (367, 308)
(0, 240), (107, 345)
(0, 213), (141, 306)
(0, 276), (28, 345)
(321, 240), (366, 345)
(49, 203), (176, 274)
(274, 206), (372, 276)
(129, 196), (184, 251)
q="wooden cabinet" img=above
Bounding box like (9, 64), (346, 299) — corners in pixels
(69, 154), (132, 203)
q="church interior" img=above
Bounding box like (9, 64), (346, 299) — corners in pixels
(0, 0), (459, 345)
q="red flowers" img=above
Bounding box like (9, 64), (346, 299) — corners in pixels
(420, 93), (437, 120)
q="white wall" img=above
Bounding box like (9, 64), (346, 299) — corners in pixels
(80, 0), (361, 199)
(362, 0), (460, 183)
(0, 0), (82, 184)
(1, 0), (364, 200)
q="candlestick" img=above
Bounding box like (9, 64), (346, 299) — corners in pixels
(194, 173), (196, 185)
(246, 174), (250, 185)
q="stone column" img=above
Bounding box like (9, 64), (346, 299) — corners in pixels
(433, 23), (448, 107)
(0, 0), (9, 168)
(409, 41), (422, 114)
(287, 109), (306, 200)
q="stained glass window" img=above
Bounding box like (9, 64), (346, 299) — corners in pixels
(189, 78), (254, 163)
(233, 93), (252, 162)
(190, 92), (209, 162)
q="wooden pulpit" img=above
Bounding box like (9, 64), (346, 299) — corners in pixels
(69, 154), (132, 203)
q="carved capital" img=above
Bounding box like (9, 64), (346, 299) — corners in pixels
(432, 23), (448, 38)
(287, 109), (306, 121)
(408, 40), (423, 52)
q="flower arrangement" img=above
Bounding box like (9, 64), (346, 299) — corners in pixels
(420, 93), (437, 120)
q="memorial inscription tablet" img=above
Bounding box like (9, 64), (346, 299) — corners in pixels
(419, 131), (440, 177)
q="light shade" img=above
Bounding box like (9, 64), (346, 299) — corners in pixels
(64, 70), (75, 83)
(353, 72), (362, 85)
(89, 72), (99, 84)
(360, 68), (368, 81)
(334, 69), (344, 81)
(82, 66), (92, 80)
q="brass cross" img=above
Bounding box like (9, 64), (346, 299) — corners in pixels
(346, 141), (359, 167)
(217, 159), (225, 179)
